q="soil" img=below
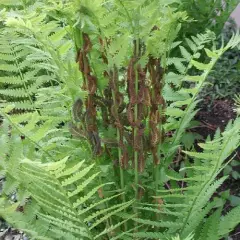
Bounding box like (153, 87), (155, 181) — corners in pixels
(195, 97), (237, 138)
(194, 97), (240, 240)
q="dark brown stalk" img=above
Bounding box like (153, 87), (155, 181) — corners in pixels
(75, 33), (102, 156)
(147, 57), (165, 165)
(110, 67), (129, 169)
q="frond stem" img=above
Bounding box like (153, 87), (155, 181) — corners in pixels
(134, 39), (140, 202)
(111, 67), (127, 231)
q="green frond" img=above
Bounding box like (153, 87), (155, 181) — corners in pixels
(172, 233), (194, 240)
(54, 160), (85, 178)
(198, 208), (221, 240)
(89, 200), (134, 230)
(175, 117), (240, 238)
(94, 217), (133, 240)
(180, 201), (216, 239)
(0, 101), (34, 110)
(68, 172), (101, 198)
(132, 218), (182, 229)
(84, 201), (133, 223)
(73, 182), (114, 208)
(126, 231), (167, 239)
(190, 176), (227, 214)
(164, 33), (240, 166)
(136, 206), (184, 217)
(185, 38), (197, 52)
(191, 60), (211, 71)
(0, 143), (133, 239)
(180, 46), (191, 61)
(218, 205), (240, 237)
(78, 193), (124, 215)
(110, 225), (144, 240)
(233, 94), (240, 115)
(154, 194), (193, 200)
(61, 163), (95, 187)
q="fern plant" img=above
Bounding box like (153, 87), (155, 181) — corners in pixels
(1, 117), (239, 239)
(0, 0), (240, 239)
(0, 121), (134, 240)
(0, 1), (88, 161)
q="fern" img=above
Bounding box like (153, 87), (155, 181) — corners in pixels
(0, 9), (89, 161)
(130, 117), (240, 239)
(0, 126), (133, 239)
(218, 205), (240, 237)
(198, 208), (222, 240)
(163, 32), (240, 165)
(0, 1), (240, 239)
(178, 118), (239, 239)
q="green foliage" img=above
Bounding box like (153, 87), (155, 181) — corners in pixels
(163, 30), (240, 166)
(0, 0), (240, 240)
(127, 118), (240, 240)
(201, 20), (240, 101)
(180, 0), (239, 37)
(234, 93), (240, 115)
(0, 124), (133, 239)
(218, 205), (240, 237)
(223, 159), (240, 181)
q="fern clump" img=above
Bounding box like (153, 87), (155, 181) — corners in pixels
(0, 0), (239, 239)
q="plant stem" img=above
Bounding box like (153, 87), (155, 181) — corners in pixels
(133, 40), (140, 240)
(117, 130), (126, 196)
(155, 104), (164, 223)
(116, 125), (126, 202)
(111, 68), (127, 231)
(111, 69), (125, 197)
(155, 161), (160, 194)
(134, 39), (139, 201)
(155, 103), (164, 194)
